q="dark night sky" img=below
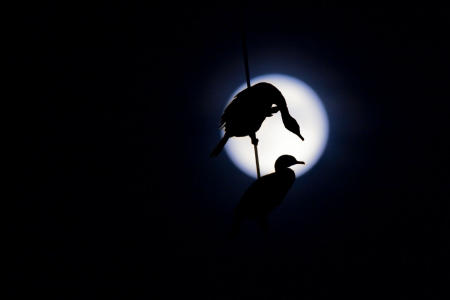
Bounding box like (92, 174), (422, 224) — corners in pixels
(9, 2), (449, 299)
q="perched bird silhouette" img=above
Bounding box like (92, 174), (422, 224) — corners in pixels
(211, 82), (304, 157)
(230, 155), (305, 237)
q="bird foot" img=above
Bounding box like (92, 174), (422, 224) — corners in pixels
(251, 138), (259, 146)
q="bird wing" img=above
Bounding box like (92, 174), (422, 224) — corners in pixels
(219, 87), (256, 125)
(242, 174), (275, 199)
(237, 171), (295, 217)
(237, 173), (278, 215)
(219, 96), (241, 128)
(219, 84), (279, 134)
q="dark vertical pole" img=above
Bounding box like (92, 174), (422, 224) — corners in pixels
(253, 141), (261, 178)
(242, 31), (251, 89)
(241, 29), (261, 178)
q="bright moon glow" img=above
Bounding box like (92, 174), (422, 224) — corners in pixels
(222, 74), (329, 178)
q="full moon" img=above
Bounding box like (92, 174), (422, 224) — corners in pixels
(222, 74), (329, 178)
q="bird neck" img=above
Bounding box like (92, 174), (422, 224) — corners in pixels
(275, 167), (296, 175)
(274, 168), (296, 188)
(274, 93), (288, 114)
(278, 104), (290, 117)
(280, 105), (292, 125)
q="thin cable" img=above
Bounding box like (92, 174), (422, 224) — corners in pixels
(241, 27), (261, 179)
(242, 31), (251, 89)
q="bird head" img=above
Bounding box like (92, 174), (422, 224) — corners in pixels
(281, 113), (304, 141)
(275, 155), (305, 172)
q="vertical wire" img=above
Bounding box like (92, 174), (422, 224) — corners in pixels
(241, 13), (261, 178)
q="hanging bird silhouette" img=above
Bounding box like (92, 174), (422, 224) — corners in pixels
(210, 82), (304, 157)
(230, 155), (305, 237)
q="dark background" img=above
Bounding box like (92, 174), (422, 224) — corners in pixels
(9, 2), (449, 299)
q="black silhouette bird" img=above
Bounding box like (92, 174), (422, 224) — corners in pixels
(230, 155), (305, 237)
(211, 82), (304, 157)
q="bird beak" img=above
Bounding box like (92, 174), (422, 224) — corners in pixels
(295, 160), (305, 165)
(298, 133), (304, 141)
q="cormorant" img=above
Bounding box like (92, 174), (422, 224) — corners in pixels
(230, 155), (305, 237)
(211, 82), (304, 157)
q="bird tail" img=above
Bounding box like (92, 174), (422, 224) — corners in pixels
(210, 134), (229, 157)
